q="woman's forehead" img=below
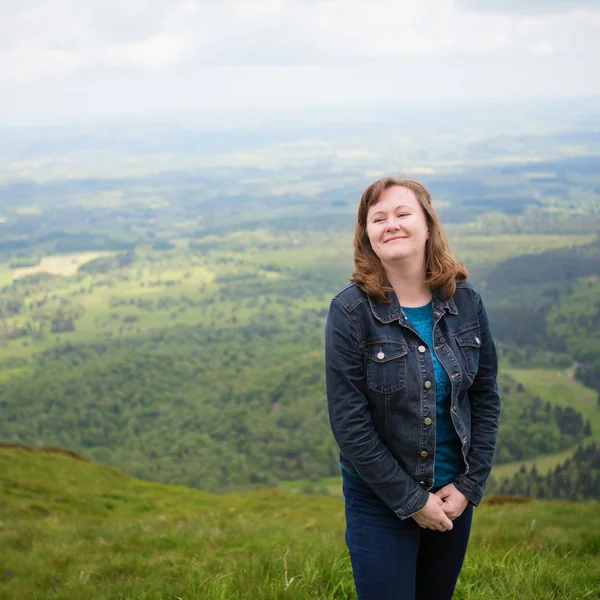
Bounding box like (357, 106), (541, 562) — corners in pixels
(367, 186), (420, 213)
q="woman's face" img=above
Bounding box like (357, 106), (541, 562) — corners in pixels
(365, 185), (429, 267)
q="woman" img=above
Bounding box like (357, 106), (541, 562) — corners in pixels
(325, 177), (500, 600)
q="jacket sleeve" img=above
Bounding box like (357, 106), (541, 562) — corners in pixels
(454, 292), (501, 506)
(325, 298), (430, 519)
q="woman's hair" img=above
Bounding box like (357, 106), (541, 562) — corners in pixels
(350, 177), (468, 303)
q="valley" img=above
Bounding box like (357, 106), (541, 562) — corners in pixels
(1, 104), (600, 501)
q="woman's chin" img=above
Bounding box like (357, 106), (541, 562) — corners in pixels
(384, 250), (411, 262)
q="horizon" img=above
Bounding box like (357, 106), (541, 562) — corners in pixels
(1, 94), (600, 130)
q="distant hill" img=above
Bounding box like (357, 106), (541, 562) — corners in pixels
(1, 445), (598, 599)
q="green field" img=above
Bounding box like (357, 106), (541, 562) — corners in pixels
(492, 367), (600, 480)
(0, 231), (594, 362)
(1, 446), (599, 600)
(503, 368), (599, 428)
(0, 265), (12, 288)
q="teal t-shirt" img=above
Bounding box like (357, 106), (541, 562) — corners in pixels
(403, 300), (463, 488)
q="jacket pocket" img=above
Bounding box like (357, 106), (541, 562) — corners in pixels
(455, 327), (481, 377)
(366, 341), (407, 394)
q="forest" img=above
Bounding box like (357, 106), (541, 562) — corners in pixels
(490, 443), (600, 500)
(1, 113), (599, 501)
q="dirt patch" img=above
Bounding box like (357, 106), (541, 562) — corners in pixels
(0, 443), (89, 461)
(483, 494), (531, 506)
(12, 252), (114, 280)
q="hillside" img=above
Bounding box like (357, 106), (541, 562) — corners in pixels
(478, 238), (600, 398)
(1, 445), (599, 599)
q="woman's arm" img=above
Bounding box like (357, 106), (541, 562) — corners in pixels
(326, 298), (429, 519)
(453, 292), (501, 506)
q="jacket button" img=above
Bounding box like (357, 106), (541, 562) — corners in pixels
(462, 435), (468, 444)
(475, 336), (481, 345)
(452, 404), (457, 412)
(424, 381), (432, 389)
(418, 345), (426, 353)
(424, 417), (432, 425)
(420, 451), (428, 458)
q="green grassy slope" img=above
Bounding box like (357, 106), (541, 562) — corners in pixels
(1, 446), (599, 600)
(492, 367), (600, 480)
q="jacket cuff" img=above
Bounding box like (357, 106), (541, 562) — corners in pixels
(394, 484), (430, 520)
(453, 474), (484, 506)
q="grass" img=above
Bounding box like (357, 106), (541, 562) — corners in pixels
(1, 446), (599, 599)
(0, 264), (12, 288)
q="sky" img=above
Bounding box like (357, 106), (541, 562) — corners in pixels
(1, 0), (599, 125)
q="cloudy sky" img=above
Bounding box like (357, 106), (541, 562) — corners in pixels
(1, 0), (599, 125)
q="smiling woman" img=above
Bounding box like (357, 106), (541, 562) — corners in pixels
(325, 177), (500, 600)
(352, 178), (468, 306)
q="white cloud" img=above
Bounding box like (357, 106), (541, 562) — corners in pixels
(102, 32), (191, 70)
(532, 41), (554, 56)
(458, 0), (599, 14)
(0, 0), (598, 123)
(1, 47), (82, 82)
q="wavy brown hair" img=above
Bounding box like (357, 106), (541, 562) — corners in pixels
(350, 177), (468, 303)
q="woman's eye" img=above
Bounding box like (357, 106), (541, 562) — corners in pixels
(398, 213), (408, 217)
(374, 218), (385, 223)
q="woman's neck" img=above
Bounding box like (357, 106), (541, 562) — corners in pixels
(384, 261), (432, 308)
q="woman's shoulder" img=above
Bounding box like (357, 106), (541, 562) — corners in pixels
(331, 281), (369, 314)
(452, 279), (486, 308)
(454, 279), (480, 296)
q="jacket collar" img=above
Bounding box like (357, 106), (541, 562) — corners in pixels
(367, 284), (458, 324)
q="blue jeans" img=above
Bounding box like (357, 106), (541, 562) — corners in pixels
(343, 469), (473, 600)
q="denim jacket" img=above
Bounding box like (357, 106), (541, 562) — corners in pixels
(325, 280), (500, 519)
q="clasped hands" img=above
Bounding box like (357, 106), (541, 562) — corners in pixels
(411, 483), (469, 532)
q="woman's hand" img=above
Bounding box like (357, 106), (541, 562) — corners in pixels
(411, 493), (454, 531)
(434, 483), (469, 520)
